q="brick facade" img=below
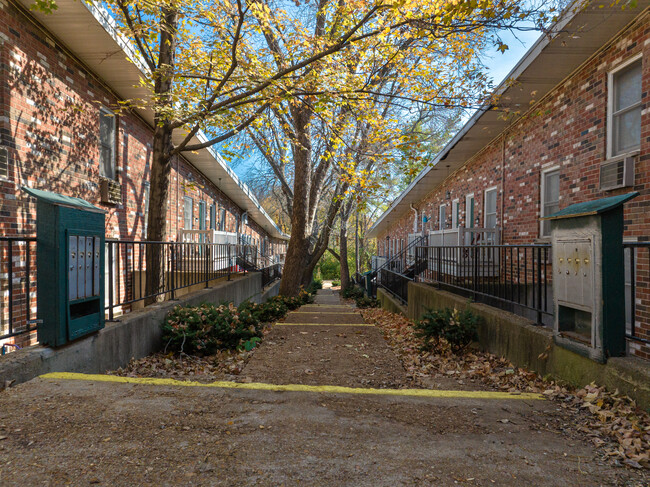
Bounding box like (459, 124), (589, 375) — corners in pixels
(0, 1), (285, 348)
(378, 12), (650, 359)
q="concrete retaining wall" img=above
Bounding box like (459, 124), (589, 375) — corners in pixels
(377, 288), (407, 317)
(0, 272), (263, 387)
(400, 282), (650, 411)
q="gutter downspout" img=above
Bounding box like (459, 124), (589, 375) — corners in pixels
(410, 204), (418, 233)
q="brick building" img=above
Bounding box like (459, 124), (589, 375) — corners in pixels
(367, 1), (650, 359)
(0, 0), (288, 347)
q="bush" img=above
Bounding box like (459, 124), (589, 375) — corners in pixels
(311, 278), (323, 290)
(414, 307), (480, 353)
(355, 295), (379, 308)
(331, 280), (341, 287)
(239, 298), (287, 324)
(162, 303), (263, 355)
(341, 285), (364, 300)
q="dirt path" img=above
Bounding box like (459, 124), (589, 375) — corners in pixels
(0, 289), (646, 486)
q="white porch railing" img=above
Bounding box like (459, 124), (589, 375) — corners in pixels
(425, 227), (501, 277)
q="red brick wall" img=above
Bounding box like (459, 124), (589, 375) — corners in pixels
(0, 2), (285, 348)
(379, 12), (650, 358)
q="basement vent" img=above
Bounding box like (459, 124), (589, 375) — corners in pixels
(0, 147), (7, 179)
(600, 156), (635, 191)
(99, 177), (122, 205)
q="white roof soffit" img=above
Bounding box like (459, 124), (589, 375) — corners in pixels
(17, 0), (288, 240)
(366, 0), (649, 239)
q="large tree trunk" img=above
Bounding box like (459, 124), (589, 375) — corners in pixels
(279, 109), (311, 296)
(145, 123), (174, 304)
(144, 7), (177, 305)
(339, 223), (350, 289)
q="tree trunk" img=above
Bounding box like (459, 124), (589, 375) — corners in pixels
(339, 223), (350, 289)
(279, 109), (311, 296)
(144, 7), (177, 305)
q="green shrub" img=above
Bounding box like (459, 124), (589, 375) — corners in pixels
(239, 299), (287, 324)
(414, 307), (480, 353)
(331, 280), (341, 287)
(341, 285), (364, 300)
(162, 303), (263, 355)
(355, 296), (379, 308)
(317, 252), (340, 279)
(311, 278), (323, 290)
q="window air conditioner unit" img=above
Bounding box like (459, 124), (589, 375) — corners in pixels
(600, 156), (635, 191)
(100, 177), (122, 205)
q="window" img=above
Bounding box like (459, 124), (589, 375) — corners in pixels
(183, 196), (193, 230)
(209, 203), (216, 230)
(99, 108), (116, 179)
(439, 205), (446, 230)
(540, 168), (560, 238)
(609, 57), (642, 158)
(198, 201), (206, 230)
(465, 194), (475, 228)
(484, 187), (497, 229)
(218, 208), (226, 231)
(452, 199), (460, 229)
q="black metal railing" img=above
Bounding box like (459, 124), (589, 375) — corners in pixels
(261, 263), (282, 288)
(379, 268), (411, 304)
(105, 240), (258, 320)
(414, 244), (552, 325)
(624, 242), (650, 347)
(0, 236), (37, 344)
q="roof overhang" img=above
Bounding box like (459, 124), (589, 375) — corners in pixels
(16, 0), (289, 240)
(366, 0), (649, 238)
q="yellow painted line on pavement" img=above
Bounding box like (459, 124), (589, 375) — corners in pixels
(291, 311), (360, 315)
(301, 305), (351, 308)
(276, 323), (374, 327)
(40, 372), (544, 401)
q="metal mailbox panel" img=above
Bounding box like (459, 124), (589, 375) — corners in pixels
(93, 236), (101, 296)
(69, 236), (78, 301)
(85, 237), (93, 298)
(77, 236), (86, 299)
(556, 238), (594, 310)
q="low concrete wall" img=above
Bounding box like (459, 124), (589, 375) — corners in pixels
(407, 282), (650, 411)
(261, 279), (281, 301)
(377, 288), (407, 316)
(0, 272), (262, 387)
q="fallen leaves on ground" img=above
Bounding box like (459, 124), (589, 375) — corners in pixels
(361, 308), (650, 470)
(109, 326), (273, 383)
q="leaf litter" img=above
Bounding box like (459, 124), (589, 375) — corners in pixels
(361, 308), (650, 470)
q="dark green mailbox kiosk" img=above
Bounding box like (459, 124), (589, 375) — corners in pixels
(543, 192), (638, 363)
(23, 187), (106, 347)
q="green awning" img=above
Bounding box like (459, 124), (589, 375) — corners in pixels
(22, 187), (106, 214)
(542, 192), (639, 220)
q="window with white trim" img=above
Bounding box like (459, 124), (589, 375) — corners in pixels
(209, 203), (216, 230)
(609, 57), (642, 158)
(183, 196), (193, 230)
(465, 194), (475, 228)
(439, 205), (446, 230)
(540, 168), (560, 238)
(452, 199), (459, 229)
(484, 187), (497, 229)
(99, 107), (116, 179)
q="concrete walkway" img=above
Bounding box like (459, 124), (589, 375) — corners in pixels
(0, 289), (644, 486)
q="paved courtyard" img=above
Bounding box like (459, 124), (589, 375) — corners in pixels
(0, 289), (645, 486)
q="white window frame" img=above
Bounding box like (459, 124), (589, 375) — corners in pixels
(439, 204), (446, 230)
(540, 166), (560, 238)
(484, 186), (498, 229)
(465, 193), (475, 228)
(183, 196), (193, 230)
(607, 53), (643, 159)
(451, 199), (460, 229)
